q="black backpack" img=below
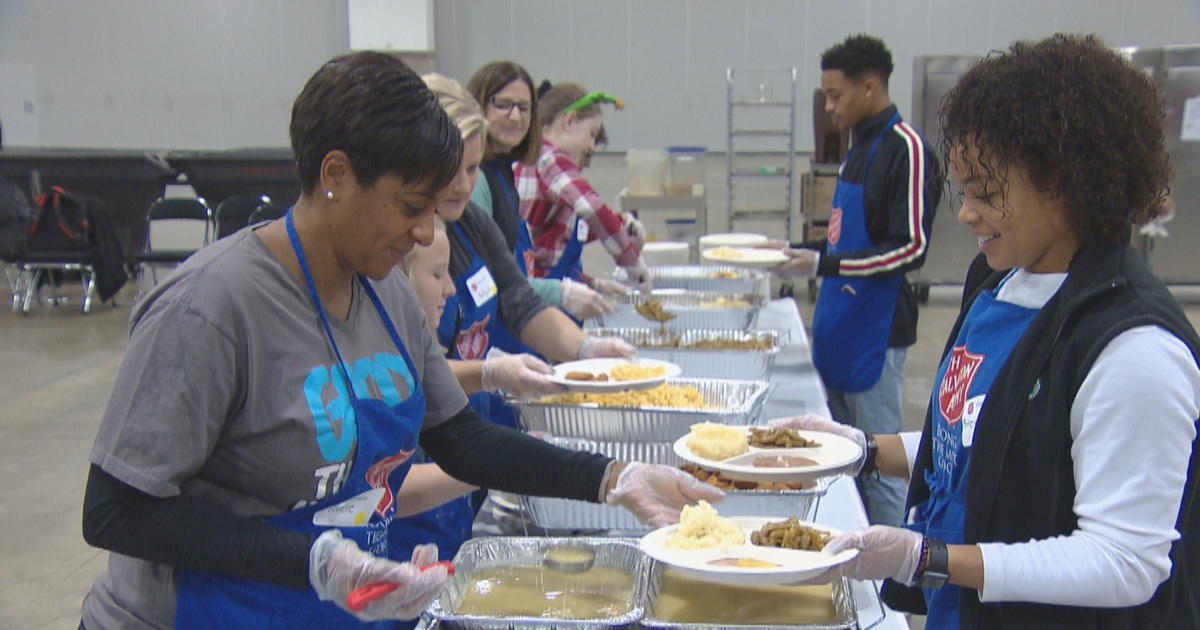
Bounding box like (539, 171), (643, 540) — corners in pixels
(26, 186), (95, 252)
(0, 176), (32, 261)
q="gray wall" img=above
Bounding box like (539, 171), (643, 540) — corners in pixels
(2, 0), (1199, 150)
(0, 0), (349, 149)
(435, 0), (1200, 152)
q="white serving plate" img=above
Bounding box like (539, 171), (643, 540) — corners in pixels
(638, 516), (856, 586)
(673, 426), (862, 482)
(698, 232), (769, 248)
(549, 357), (682, 393)
(701, 246), (788, 269)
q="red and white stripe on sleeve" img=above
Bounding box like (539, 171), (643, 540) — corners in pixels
(839, 121), (929, 276)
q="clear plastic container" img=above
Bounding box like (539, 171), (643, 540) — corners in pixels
(625, 149), (668, 195)
(667, 146), (706, 195)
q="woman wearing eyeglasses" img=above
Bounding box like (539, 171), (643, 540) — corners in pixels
(466, 62), (612, 322)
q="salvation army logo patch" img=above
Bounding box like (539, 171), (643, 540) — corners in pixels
(828, 208), (843, 246)
(939, 345), (985, 424)
(455, 314), (492, 360)
(366, 449), (415, 517)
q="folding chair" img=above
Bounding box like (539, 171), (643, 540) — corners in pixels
(247, 201), (286, 225)
(215, 195), (270, 239)
(134, 197), (212, 299)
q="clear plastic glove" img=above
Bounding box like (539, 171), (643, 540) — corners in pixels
(578, 335), (637, 360)
(818, 525), (924, 586)
(605, 462), (726, 527)
(309, 530), (450, 621)
(480, 352), (564, 399)
(621, 259), (653, 293)
(623, 214), (647, 249)
(769, 414), (867, 474)
(771, 248), (820, 278)
(561, 278), (614, 320)
(592, 277), (632, 298)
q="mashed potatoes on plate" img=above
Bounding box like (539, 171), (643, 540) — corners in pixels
(666, 500), (745, 550)
(687, 423), (749, 461)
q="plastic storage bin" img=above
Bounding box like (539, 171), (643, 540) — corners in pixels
(626, 149), (668, 195)
(667, 146), (706, 195)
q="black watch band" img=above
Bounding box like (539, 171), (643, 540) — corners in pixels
(916, 537), (950, 590)
(860, 433), (878, 476)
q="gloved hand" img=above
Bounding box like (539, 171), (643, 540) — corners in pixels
(578, 335), (637, 360)
(771, 248), (820, 278)
(820, 525), (925, 586)
(769, 414), (867, 474)
(592, 277), (632, 297)
(621, 258), (653, 293)
(605, 462), (726, 527)
(480, 352), (564, 399)
(309, 530), (450, 621)
(622, 214), (647, 249)
(755, 239), (789, 250)
(561, 278), (614, 320)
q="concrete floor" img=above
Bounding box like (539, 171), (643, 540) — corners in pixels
(1, 270), (1197, 629)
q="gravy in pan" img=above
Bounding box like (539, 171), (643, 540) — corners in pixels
(455, 565), (635, 619)
(653, 569), (837, 624)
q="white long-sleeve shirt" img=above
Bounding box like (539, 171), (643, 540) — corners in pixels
(906, 269), (1200, 607)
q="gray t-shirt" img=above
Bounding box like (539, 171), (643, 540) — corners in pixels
(83, 229), (468, 629)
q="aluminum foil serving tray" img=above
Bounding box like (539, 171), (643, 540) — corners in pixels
(585, 328), (781, 381)
(638, 563), (859, 630)
(522, 436), (829, 532)
(425, 536), (649, 630)
(614, 264), (769, 296)
(589, 290), (764, 331)
(511, 378), (771, 442)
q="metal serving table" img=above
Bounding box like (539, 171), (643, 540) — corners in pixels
(165, 148), (300, 209)
(0, 147), (178, 259)
(471, 298), (907, 629)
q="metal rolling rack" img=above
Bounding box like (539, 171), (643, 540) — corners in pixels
(725, 67), (798, 240)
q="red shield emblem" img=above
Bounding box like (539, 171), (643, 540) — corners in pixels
(938, 346), (984, 424)
(366, 449), (415, 517)
(828, 208), (843, 246)
(455, 314), (492, 360)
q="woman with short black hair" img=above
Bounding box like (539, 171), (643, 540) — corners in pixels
(80, 51), (719, 629)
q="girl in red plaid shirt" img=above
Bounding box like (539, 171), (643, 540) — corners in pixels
(515, 83), (652, 291)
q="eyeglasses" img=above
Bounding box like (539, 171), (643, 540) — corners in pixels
(489, 97), (532, 116)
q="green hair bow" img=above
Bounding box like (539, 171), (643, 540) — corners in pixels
(564, 91), (625, 114)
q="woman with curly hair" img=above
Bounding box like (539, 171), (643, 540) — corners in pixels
(777, 34), (1200, 628)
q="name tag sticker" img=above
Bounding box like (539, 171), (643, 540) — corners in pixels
(313, 488), (384, 527)
(962, 395), (985, 447)
(466, 266), (498, 307)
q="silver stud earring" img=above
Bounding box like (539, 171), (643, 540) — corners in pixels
(325, 189), (335, 201)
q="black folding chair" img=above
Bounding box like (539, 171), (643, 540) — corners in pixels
(134, 197), (212, 299)
(247, 201), (286, 225)
(215, 195), (271, 239)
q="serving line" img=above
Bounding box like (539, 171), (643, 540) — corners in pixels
(469, 298), (906, 629)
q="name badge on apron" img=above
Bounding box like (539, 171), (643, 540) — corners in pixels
(576, 219), (590, 241)
(466, 265), (498, 307)
(312, 487), (385, 527)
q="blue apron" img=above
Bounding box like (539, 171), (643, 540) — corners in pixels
(482, 161), (537, 279)
(545, 216), (585, 282)
(175, 209), (426, 629)
(909, 274), (1040, 629)
(811, 112), (903, 393)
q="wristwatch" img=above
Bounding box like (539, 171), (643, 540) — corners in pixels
(860, 433), (879, 476)
(916, 537), (950, 590)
